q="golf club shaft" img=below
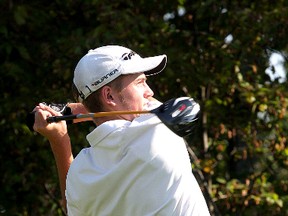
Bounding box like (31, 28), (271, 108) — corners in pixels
(47, 110), (151, 123)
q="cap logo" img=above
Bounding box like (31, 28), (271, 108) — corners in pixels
(91, 68), (119, 87)
(121, 51), (136, 60)
(79, 91), (85, 100)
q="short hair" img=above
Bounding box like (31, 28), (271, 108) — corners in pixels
(72, 75), (125, 113)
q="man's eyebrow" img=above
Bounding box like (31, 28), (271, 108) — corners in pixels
(136, 76), (147, 82)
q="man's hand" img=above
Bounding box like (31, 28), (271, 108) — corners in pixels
(33, 103), (68, 142)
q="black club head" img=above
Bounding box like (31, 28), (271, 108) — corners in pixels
(151, 97), (200, 137)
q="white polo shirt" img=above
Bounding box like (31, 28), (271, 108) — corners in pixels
(66, 114), (210, 216)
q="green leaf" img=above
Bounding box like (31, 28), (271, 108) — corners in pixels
(13, 6), (28, 25)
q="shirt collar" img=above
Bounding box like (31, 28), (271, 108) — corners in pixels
(87, 119), (130, 147)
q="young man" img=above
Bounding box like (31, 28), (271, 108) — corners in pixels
(33, 45), (211, 215)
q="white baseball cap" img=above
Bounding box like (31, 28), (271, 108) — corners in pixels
(73, 45), (167, 102)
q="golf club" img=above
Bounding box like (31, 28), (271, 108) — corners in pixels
(46, 97), (200, 137)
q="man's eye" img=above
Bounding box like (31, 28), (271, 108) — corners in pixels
(137, 80), (145, 84)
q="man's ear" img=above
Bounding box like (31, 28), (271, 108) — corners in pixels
(101, 86), (116, 106)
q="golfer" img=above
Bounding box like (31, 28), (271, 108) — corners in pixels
(33, 45), (211, 215)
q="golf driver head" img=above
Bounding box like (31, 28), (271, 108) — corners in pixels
(151, 97), (200, 137)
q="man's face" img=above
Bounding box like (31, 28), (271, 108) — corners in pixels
(113, 73), (154, 121)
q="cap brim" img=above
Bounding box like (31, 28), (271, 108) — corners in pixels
(121, 55), (167, 76)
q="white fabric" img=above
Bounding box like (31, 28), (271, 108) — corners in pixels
(73, 45), (167, 102)
(66, 114), (210, 216)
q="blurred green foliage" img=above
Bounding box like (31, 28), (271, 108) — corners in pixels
(1, 0), (288, 215)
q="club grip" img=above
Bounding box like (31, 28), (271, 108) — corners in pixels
(26, 113), (77, 132)
(46, 114), (78, 123)
(26, 112), (36, 132)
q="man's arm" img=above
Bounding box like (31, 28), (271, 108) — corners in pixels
(33, 103), (74, 211)
(49, 132), (73, 210)
(67, 103), (91, 123)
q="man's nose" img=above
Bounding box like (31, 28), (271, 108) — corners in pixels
(144, 85), (154, 98)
